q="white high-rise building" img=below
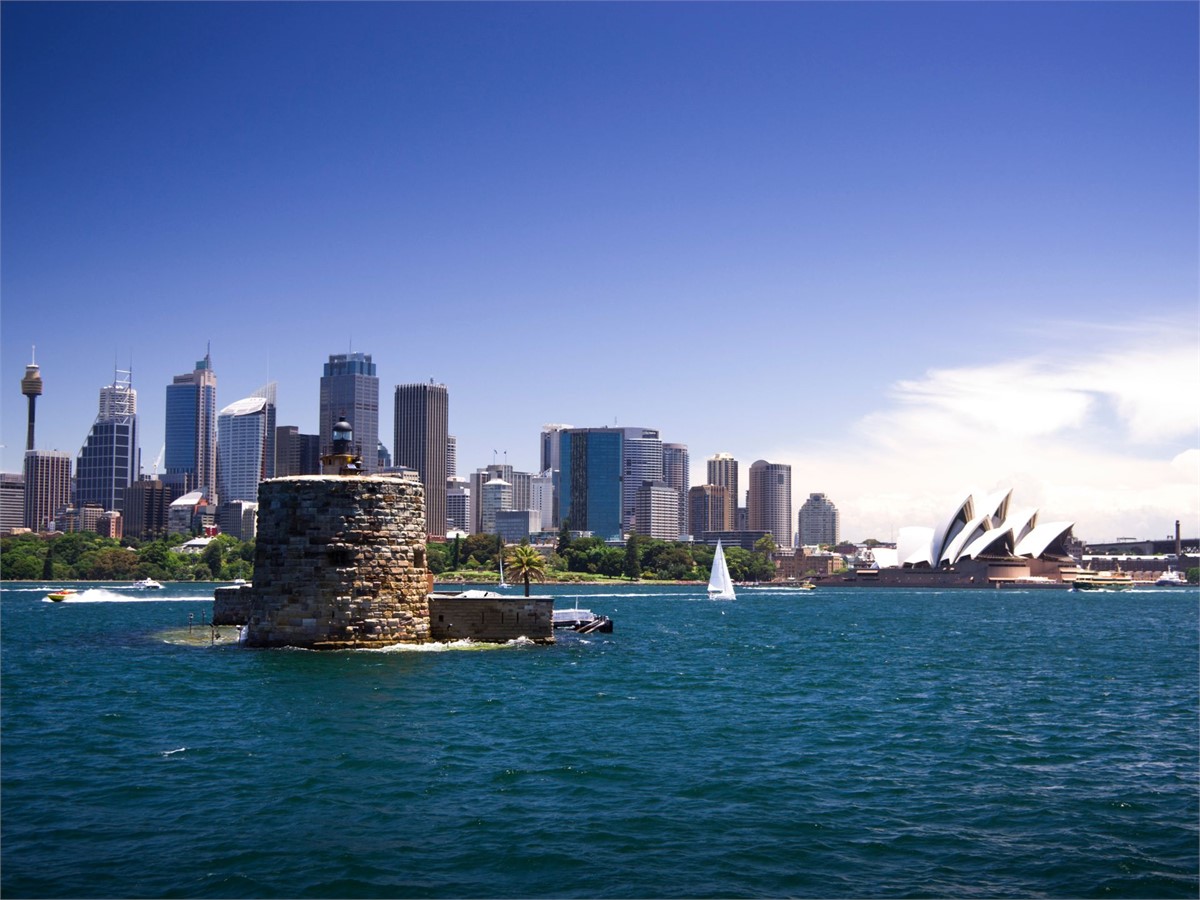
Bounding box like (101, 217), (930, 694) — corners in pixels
(621, 429), (663, 532)
(798, 492), (840, 547)
(481, 476), (512, 535)
(748, 459), (792, 547)
(531, 471), (554, 534)
(217, 396), (271, 504)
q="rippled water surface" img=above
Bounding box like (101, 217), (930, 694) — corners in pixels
(2, 581), (1197, 898)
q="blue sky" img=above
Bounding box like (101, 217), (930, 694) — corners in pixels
(3, 1), (1197, 543)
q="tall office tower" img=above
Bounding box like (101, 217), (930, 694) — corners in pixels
(394, 381), (449, 538)
(480, 476), (513, 535)
(447, 477), (471, 533)
(275, 426), (320, 476)
(556, 427), (625, 540)
(748, 459), (793, 546)
(470, 464), (513, 533)
(123, 479), (171, 539)
(621, 428), (663, 532)
(540, 424), (572, 527)
(165, 350), (218, 500)
(531, 471), (554, 535)
(217, 396), (272, 504)
(23, 450), (71, 531)
(76, 370), (139, 514)
(706, 452), (739, 530)
(798, 492), (840, 546)
(252, 383), (277, 480)
(662, 443), (689, 538)
(0, 473), (25, 535)
(688, 484), (730, 537)
(447, 435), (457, 479)
(319, 352), (379, 474)
(510, 470), (532, 513)
(21, 350), (43, 452)
(633, 481), (680, 540)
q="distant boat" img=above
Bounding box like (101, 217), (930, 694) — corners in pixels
(707, 540), (736, 601)
(553, 603), (613, 634)
(133, 578), (163, 590)
(1073, 569), (1134, 591)
(1156, 568), (1188, 587)
(47, 589), (75, 602)
(497, 543), (509, 589)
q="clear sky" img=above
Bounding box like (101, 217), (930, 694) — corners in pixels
(3, 1), (1197, 543)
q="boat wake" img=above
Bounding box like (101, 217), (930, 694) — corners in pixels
(44, 588), (206, 604)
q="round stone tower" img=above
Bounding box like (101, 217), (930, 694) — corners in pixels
(242, 475), (431, 649)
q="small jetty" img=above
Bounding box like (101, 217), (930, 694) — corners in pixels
(553, 605), (613, 634)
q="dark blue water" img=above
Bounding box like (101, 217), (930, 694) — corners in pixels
(2, 581), (1197, 898)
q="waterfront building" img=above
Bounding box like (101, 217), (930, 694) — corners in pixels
(123, 478), (172, 540)
(0, 473), (25, 535)
(168, 490), (211, 536)
(165, 350), (218, 500)
(663, 443), (689, 538)
(798, 492), (840, 547)
(480, 476), (513, 535)
(275, 426), (321, 476)
(633, 480), (680, 541)
(470, 464), (513, 533)
(540, 424), (572, 527)
(621, 429), (663, 532)
(216, 394), (272, 504)
(23, 450), (72, 532)
(319, 352), (379, 474)
(75, 371), (139, 515)
(556, 427), (625, 541)
(97, 510), (123, 540)
(496, 509), (540, 544)
(531, 471), (554, 537)
(706, 452), (739, 531)
(688, 484), (730, 536)
(748, 460), (792, 547)
(394, 381), (448, 539)
(447, 477), (471, 533)
(217, 500), (258, 541)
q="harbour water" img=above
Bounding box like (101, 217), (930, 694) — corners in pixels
(2, 581), (1197, 898)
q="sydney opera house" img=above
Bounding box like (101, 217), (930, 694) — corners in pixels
(833, 488), (1078, 588)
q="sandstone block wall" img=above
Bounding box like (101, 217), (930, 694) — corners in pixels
(213, 584), (252, 625)
(429, 595), (554, 644)
(241, 476), (430, 649)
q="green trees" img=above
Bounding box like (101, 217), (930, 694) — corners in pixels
(505, 543), (548, 597)
(0, 532), (256, 582)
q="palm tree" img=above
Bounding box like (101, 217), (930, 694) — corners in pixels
(505, 544), (548, 597)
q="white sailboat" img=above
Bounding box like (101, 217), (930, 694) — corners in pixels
(707, 540), (736, 601)
(497, 542), (509, 589)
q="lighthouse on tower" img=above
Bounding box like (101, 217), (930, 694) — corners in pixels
(321, 415), (363, 475)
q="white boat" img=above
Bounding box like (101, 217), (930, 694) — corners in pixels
(707, 540), (736, 601)
(133, 578), (164, 590)
(1156, 568), (1188, 587)
(497, 545), (509, 589)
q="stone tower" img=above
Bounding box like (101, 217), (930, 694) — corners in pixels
(240, 475), (431, 648)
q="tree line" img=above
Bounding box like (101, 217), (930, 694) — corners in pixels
(1, 528), (776, 584)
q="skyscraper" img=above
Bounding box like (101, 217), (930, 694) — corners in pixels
(748, 459), (792, 546)
(275, 426), (320, 476)
(798, 492), (840, 546)
(0, 473), (26, 535)
(446, 435), (457, 479)
(217, 395), (272, 503)
(165, 350), (217, 499)
(23, 450), (71, 532)
(706, 452), (739, 530)
(540, 424), (572, 528)
(319, 352), (379, 474)
(76, 370), (139, 514)
(394, 381), (448, 538)
(621, 428), (663, 532)
(663, 443), (689, 538)
(556, 427), (626, 540)
(688, 484), (730, 536)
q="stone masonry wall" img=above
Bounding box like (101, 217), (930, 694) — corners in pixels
(428, 595), (554, 644)
(241, 476), (430, 649)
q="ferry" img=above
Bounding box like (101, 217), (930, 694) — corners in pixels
(1072, 570), (1134, 591)
(1155, 568), (1189, 587)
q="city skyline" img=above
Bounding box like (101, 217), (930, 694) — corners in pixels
(2, 2), (1197, 543)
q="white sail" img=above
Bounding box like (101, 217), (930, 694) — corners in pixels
(707, 540), (736, 600)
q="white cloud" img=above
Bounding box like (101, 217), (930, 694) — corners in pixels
(773, 321), (1200, 543)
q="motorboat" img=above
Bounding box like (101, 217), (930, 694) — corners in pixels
(1155, 568), (1188, 587)
(133, 578), (164, 590)
(47, 589), (76, 602)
